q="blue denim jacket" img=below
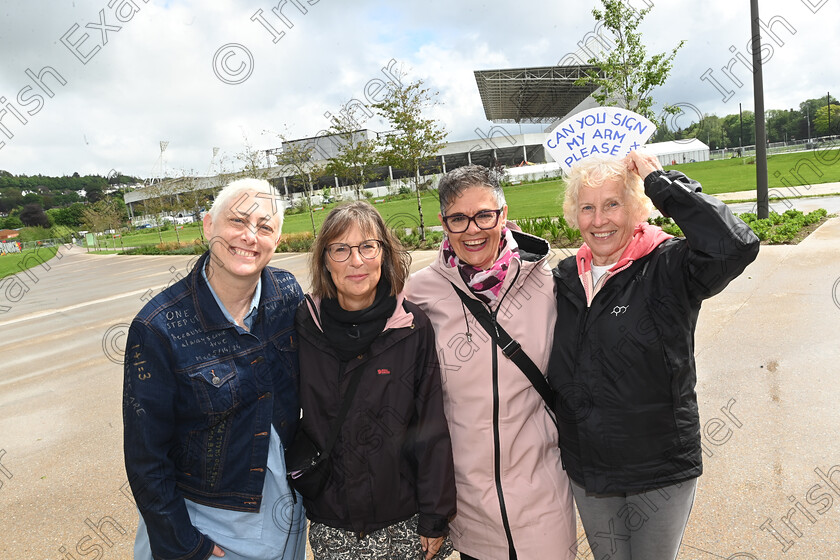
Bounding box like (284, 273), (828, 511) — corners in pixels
(123, 251), (303, 560)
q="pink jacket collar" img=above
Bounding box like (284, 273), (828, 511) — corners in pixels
(576, 223), (673, 305)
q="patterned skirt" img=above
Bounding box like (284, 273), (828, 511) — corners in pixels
(308, 514), (455, 560)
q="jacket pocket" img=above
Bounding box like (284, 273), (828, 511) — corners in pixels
(186, 360), (239, 415)
(271, 331), (299, 373)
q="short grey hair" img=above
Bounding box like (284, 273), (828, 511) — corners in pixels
(209, 178), (285, 231)
(437, 165), (506, 215)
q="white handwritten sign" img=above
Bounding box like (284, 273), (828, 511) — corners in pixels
(544, 107), (656, 172)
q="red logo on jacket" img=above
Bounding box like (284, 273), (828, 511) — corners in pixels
(377, 368), (391, 375)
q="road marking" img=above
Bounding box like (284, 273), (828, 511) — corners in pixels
(0, 288), (151, 328)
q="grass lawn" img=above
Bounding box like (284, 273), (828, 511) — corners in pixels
(664, 148), (840, 193)
(100, 224), (206, 247)
(280, 181), (567, 233)
(114, 148), (840, 243)
(0, 246), (60, 279)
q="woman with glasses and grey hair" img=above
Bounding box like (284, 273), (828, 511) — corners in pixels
(293, 201), (456, 559)
(407, 165), (576, 560)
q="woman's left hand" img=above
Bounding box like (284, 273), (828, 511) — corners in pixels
(625, 150), (663, 180)
(420, 535), (445, 559)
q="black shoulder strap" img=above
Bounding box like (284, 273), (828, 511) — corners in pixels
(449, 283), (555, 411)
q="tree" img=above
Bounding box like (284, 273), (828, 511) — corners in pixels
(800, 95), (838, 140)
(325, 106), (381, 200)
(22, 192), (44, 207)
(236, 137), (271, 180)
(275, 136), (325, 237)
(814, 104), (840, 136)
(0, 187), (24, 213)
(686, 114), (728, 150)
(47, 204), (86, 228)
(373, 78), (447, 241)
(766, 109), (801, 143)
(85, 182), (105, 203)
(141, 181), (170, 244)
(575, 0), (685, 127)
(178, 172), (213, 243)
(2, 215), (23, 229)
(82, 198), (125, 250)
(19, 203), (51, 228)
(722, 111), (755, 149)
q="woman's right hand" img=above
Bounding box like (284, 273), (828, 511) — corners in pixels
(212, 544), (226, 557)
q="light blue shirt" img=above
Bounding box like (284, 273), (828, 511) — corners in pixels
(134, 267), (306, 560)
(201, 262), (262, 330)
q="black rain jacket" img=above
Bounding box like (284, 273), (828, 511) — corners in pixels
(548, 170), (760, 494)
(294, 294), (456, 537)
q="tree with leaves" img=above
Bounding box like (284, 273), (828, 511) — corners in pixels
(82, 198), (125, 250)
(325, 106), (381, 201)
(575, 0), (684, 127)
(814, 104), (840, 136)
(722, 111), (755, 149)
(20, 203), (51, 228)
(275, 136), (325, 237)
(683, 114), (728, 150)
(374, 78), (447, 241)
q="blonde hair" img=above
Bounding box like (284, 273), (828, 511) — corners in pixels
(563, 155), (652, 229)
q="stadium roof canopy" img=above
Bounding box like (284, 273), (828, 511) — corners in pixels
(474, 65), (603, 124)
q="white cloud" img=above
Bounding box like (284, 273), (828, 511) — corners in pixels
(0, 0), (837, 176)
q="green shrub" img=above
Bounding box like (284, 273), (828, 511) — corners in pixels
(16, 226), (53, 242)
(738, 208), (828, 244)
(277, 232), (315, 252)
(122, 243), (204, 255)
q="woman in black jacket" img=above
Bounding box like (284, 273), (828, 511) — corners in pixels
(294, 201), (456, 559)
(548, 151), (760, 559)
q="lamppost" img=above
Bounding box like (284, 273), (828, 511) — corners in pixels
(750, 0), (769, 219)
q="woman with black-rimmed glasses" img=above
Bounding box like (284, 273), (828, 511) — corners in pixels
(407, 165), (576, 560)
(293, 201), (456, 559)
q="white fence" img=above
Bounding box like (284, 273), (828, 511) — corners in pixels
(710, 135), (839, 160)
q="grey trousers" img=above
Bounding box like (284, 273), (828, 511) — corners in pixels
(571, 477), (698, 560)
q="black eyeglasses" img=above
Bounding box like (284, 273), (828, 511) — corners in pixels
(441, 209), (503, 233)
(325, 239), (383, 262)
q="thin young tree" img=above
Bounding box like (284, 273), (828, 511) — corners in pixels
(141, 180), (168, 244)
(236, 136), (272, 180)
(373, 77), (447, 241)
(274, 136), (325, 237)
(575, 0), (685, 127)
(325, 106), (380, 200)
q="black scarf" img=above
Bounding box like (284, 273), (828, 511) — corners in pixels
(319, 280), (397, 361)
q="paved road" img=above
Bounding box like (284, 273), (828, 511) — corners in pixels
(724, 195), (840, 216)
(2, 219), (840, 558)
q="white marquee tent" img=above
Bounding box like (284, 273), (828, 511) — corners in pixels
(643, 138), (710, 165)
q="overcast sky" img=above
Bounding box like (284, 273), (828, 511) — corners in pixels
(0, 0), (837, 178)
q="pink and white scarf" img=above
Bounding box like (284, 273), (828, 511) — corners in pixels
(442, 227), (521, 304)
